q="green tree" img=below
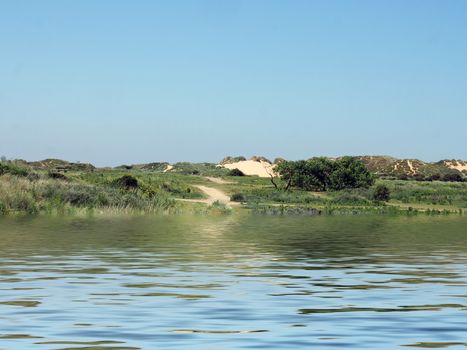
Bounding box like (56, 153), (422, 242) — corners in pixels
(329, 157), (374, 190)
(275, 157), (373, 192)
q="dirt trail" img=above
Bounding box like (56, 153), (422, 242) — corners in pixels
(177, 184), (236, 206)
(195, 185), (232, 204)
(204, 177), (233, 184)
(407, 160), (415, 174)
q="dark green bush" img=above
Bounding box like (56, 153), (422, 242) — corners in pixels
(48, 172), (69, 181)
(228, 168), (245, 176)
(112, 175), (139, 189)
(373, 184), (390, 202)
(230, 193), (246, 202)
(442, 173), (463, 182)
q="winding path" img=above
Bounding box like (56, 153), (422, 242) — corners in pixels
(176, 182), (237, 207)
(194, 185), (232, 205)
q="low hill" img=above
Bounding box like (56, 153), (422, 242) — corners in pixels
(4, 155), (465, 181)
(218, 155), (467, 181)
(28, 159), (95, 172)
(356, 156), (465, 180)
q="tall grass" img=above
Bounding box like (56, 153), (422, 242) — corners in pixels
(0, 174), (177, 215)
(382, 180), (467, 206)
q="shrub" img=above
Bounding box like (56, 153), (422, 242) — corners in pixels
(442, 173), (463, 182)
(0, 163), (29, 177)
(373, 184), (390, 202)
(230, 193), (245, 202)
(48, 172), (68, 181)
(228, 168), (245, 176)
(63, 187), (95, 206)
(115, 165), (133, 170)
(112, 175), (139, 189)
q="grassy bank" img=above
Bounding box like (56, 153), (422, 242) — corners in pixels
(0, 161), (466, 216)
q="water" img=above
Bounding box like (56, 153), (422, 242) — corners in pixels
(0, 214), (466, 349)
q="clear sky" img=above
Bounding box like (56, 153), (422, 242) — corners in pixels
(1, 0), (466, 166)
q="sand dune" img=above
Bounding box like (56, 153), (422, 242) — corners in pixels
(221, 160), (276, 178)
(444, 161), (467, 172)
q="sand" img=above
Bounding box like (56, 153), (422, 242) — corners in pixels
(204, 177), (233, 184)
(222, 160), (276, 178)
(176, 185), (236, 207)
(195, 185), (232, 204)
(407, 160), (415, 174)
(444, 161), (467, 172)
(164, 165), (174, 172)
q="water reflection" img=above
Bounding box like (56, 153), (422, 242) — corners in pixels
(0, 215), (466, 349)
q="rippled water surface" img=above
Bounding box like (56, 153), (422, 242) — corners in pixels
(0, 215), (466, 349)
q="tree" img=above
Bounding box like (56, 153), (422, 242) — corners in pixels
(274, 161), (295, 190)
(329, 157), (374, 190)
(275, 157), (373, 192)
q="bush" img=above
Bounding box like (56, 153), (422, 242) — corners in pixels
(228, 168), (245, 176)
(373, 184), (390, 202)
(0, 163), (30, 177)
(442, 173), (464, 182)
(230, 193), (246, 202)
(48, 172), (69, 181)
(115, 164), (133, 170)
(112, 175), (139, 189)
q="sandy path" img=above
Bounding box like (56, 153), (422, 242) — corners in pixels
(195, 185), (232, 204)
(204, 177), (233, 184)
(176, 185), (236, 206)
(407, 160), (415, 174)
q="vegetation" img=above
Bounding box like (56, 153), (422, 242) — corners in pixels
(228, 168), (245, 176)
(275, 157), (374, 191)
(359, 156), (466, 182)
(220, 156), (246, 165)
(170, 162), (230, 176)
(0, 157), (466, 217)
(0, 162), (30, 177)
(373, 184), (391, 202)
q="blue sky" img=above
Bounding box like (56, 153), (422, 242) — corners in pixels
(1, 0), (466, 166)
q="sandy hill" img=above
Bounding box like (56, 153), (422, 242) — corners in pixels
(357, 156), (466, 179)
(219, 156), (277, 177)
(218, 155), (467, 180)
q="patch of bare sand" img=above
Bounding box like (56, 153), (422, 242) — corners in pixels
(221, 160), (275, 178)
(204, 177), (233, 184)
(444, 161), (467, 172)
(164, 165), (174, 172)
(176, 185), (237, 207)
(195, 185), (231, 204)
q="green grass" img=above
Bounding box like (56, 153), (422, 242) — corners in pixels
(218, 176), (467, 215)
(381, 179), (467, 207)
